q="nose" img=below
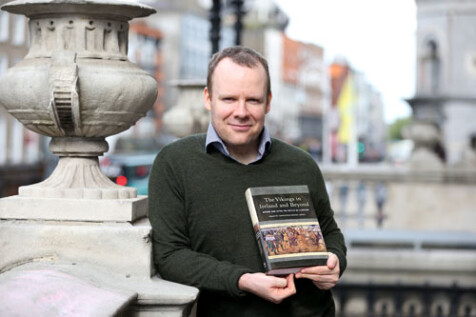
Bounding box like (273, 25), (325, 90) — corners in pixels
(234, 100), (249, 118)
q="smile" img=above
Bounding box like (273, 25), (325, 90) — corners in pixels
(230, 124), (252, 131)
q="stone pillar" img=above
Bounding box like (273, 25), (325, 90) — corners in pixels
(407, 120), (444, 169)
(406, 97), (444, 169)
(163, 79), (209, 138)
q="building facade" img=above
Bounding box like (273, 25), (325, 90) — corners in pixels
(140, 0), (235, 118)
(409, 0), (476, 165)
(280, 35), (328, 151)
(128, 21), (164, 134)
(327, 60), (386, 165)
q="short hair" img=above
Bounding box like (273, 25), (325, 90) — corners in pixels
(206, 46), (271, 100)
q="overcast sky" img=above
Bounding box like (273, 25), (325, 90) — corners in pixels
(274, 0), (417, 124)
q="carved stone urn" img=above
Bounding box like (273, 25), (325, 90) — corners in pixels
(0, 0), (157, 200)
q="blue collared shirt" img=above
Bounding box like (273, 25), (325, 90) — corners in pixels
(205, 123), (271, 164)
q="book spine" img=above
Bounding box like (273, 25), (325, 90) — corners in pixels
(255, 229), (270, 272)
(245, 189), (259, 227)
(246, 188), (272, 272)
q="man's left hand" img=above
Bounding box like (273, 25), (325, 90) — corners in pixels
(295, 252), (340, 290)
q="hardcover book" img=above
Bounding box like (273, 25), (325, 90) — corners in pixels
(245, 185), (328, 275)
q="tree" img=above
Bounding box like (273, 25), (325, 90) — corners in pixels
(388, 117), (412, 140)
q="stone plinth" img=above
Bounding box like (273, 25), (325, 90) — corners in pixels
(0, 205), (199, 315)
(0, 195), (147, 222)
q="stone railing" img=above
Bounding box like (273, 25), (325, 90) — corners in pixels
(320, 163), (476, 316)
(333, 281), (476, 317)
(320, 164), (476, 231)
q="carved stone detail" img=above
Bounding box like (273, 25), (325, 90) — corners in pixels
(27, 17), (129, 60)
(48, 51), (81, 136)
(19, 157), (136, 200)
(0, 0), (157, 200)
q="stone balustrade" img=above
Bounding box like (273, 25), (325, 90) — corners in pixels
(320, 163), (476, 316)
(320, 164), (476, 231)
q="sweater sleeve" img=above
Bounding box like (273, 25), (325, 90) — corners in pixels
(312, 166), (347, 277)
(316, 198), (347, 276)
(148, 149), (251, 298)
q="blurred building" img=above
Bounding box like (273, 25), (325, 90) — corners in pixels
(279, 35), (328, 151)
(0, 3), (44, 197)
(127, 21), (164, 135)
(137, 0), (328, 145)
(327, 60), (386, 165)
(231, 0), (328, 146)
(241, 0), (299, 143)
(408, 0), (476, 165)
(355, 71), (386, 163)
(135, 0), (385, 156)
(136, 0), (235, 117)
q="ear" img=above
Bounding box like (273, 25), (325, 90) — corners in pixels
(265, 92), (272, 114)
(204, 87), (212, 111)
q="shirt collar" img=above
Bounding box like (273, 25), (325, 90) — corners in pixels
(205, 123), (271, 164)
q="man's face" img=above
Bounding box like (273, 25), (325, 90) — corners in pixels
(204, 58), (271, 157)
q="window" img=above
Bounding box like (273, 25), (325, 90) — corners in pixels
(420, 39), (440, 93)
(0, 11), (9, 42)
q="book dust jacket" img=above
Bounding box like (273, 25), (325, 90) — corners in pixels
(245, 185), (328, 275)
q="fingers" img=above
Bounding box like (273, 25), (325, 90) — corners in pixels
(299, 252), (339, 275)
(298, 266), (332, 276)
(266, 274), (296, 304)
(294, 252), (341, 290)
(298, 272), (339, 284)
(272, 275), (289, 288)
(326, 252), (338, 270)
(238, 273), (296, 304)
(284, 273), (296, 292)
(285, 273), (295, 285)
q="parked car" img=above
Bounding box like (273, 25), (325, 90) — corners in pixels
(99, 135), (177, 195)
(100, 152), (157, 195)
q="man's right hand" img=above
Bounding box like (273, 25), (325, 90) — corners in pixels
(238, 273), (296, 304)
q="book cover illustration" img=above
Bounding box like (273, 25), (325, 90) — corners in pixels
(245, 185), (328, 275)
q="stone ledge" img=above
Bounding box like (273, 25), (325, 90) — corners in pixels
(0, 261), (198, 317)
(343, 249), (476, 287)
(0, 195), (147, 222)
(0, 218), (154, 279)
(0, 267), (136, 316)
(320, 164), (476, 184)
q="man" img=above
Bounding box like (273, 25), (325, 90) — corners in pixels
(149, 46), (347, 316)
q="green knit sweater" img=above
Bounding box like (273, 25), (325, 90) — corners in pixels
(148, 134), (347, 317)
